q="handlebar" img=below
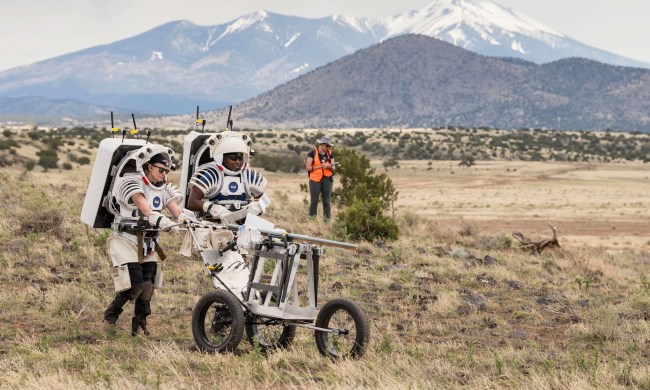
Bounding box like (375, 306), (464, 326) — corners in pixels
(224, 223), (357, 250)
(131, 220), (357, 251)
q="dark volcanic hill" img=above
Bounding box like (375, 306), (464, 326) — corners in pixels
(224, 35), (650, 131)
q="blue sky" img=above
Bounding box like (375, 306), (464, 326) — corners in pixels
(1, 0), (648, 71)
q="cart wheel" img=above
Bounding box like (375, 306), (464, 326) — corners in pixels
(314, 298), (370, 359)
(245, 313), (296, 353)
(191, 290), (244, 353)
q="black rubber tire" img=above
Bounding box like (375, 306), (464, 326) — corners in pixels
(314, 298), (370, 359)
(245, 313), (297, 353)
(191, 290), (244, 353)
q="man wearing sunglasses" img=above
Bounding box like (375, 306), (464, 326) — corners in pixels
(223, 151), (244, 165)
(187, 132), (268, 225)
(185, 132), (269, 299)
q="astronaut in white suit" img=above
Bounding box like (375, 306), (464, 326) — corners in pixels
(185, 132), (268, 298)
(104, 144), (183, 335)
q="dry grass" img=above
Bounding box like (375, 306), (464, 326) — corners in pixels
(2, 160), (650, 388)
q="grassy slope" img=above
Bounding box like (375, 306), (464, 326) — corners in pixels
(1, 165), (650, 389)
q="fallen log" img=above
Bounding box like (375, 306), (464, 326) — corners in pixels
(512, 222), (560, 254)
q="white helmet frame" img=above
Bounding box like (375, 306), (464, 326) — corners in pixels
(133, 144), (175, 181)
(207, 132), (252, 175)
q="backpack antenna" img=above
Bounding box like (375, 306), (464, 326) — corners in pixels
(110, 111), (119, 138)
(195, 105), (206, 132)
(226, 105), (233, 131)
(130, 114), (139, 139)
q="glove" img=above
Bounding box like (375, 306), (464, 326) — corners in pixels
(202, 202), (231, 222)
(178, 210), (198, 225)
(246, 170), (267, 197)
(247, 201), (265, 216)
(148, 211), (180, 236)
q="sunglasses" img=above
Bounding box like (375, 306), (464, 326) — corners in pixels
(224, 154), (244, 161)
(152, 164), (170, 174)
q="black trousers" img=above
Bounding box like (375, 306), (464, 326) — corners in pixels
(104, 262), (157, 324)
(127, 262), (157, 285)
(309, 177), (333, 219)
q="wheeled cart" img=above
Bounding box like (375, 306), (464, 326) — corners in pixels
(187, 221), (370, 359)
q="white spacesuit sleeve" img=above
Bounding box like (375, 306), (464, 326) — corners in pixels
(164, 183), (183, 206)
(115, 175), (145, 209)
(189, 165), (223, 199)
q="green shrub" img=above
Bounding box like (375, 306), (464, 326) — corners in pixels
(252, 153), (303, 173)
(42, 137), (64, 150)
(25, 160), (36, 171)
(334, 148), (398, 208)
(169, 140), (182, 154)
(0, 138), (19, 150)
(332, 148), (400, 241)
(382, 157), (399, 172)
(334, 198), (399, 241)
(76, 156), (90, 165)
(63, 162), (73, 170)
(37, 149), (58, 169)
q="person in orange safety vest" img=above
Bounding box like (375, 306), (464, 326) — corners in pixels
(305, 136), (336, 220)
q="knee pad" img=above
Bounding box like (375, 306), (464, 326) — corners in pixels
(135, 297), (152, 317)
(139, 280), (155, 301)
(127, 282), (147, 301)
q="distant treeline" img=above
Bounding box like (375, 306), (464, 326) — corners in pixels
(2, 126), (649, 171)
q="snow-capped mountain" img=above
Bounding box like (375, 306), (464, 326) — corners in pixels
(0, 11), (394, 115)
(0, 0), (647, 116)
(0, 11), (386, 115)
(384, 0), (642, 66)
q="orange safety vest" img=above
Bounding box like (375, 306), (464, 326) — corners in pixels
(309, 149), (333, 182)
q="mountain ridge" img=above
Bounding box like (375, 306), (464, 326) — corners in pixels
(1, 0), (648, 117)
(183, 35), (650, 131)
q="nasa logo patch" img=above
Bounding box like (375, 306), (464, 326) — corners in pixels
(228, 182), (238, 192)
(153, 196), (161, 208)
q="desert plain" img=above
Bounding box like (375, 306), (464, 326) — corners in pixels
(263, 159), (650, 251)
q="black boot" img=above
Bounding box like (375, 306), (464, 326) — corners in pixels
(131, 315), (150, 336)
(103, 293), (129, 325)
(132, 297), (152, 336)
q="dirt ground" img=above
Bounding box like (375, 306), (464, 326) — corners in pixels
(262, 160), (650, 251)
